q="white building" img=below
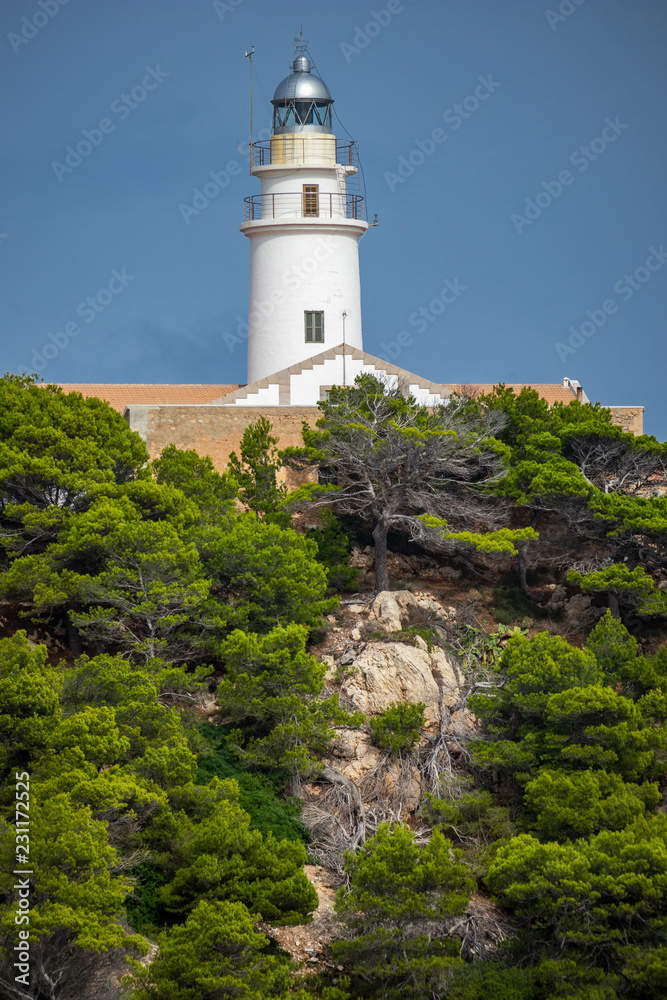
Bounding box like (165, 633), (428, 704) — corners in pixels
(242, 46), (368, 385)
(57, 41), (644, 456)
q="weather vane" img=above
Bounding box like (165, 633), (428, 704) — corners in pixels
(294, 27), (308, 54)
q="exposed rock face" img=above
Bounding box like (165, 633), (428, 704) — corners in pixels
(349, 547), (463, 584)
(300, 592), (470, 849)
(341, 643), (440, 726)
(369, 592), (403, 633)
(340, 641), (462, 730)
(329, 729), (383, 782)
(369, 589), (453, 633)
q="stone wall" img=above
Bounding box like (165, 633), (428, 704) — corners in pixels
(125, 400), (646, 482)
(608, 406), (644, 436)
(125, 404), (320, 485)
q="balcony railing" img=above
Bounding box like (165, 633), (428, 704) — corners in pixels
(249, 138), (359, 169)
(243, 192), (365, 223)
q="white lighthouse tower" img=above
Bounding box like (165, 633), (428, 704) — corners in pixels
(241, 40), (369, 384)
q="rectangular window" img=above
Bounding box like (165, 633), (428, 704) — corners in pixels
(303, 184), (319, 217)
(305, 311), (324, 344)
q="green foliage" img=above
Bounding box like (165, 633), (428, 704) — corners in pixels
(153, 443), (236, 519)
(463, 613), (667, 994)
(487, 815), (667, 955)
(0, 376), (148, 554)
(308, 509), (360, 591)
(154, 778), (317, 924)
(333, 824), (473, 1000)
(470, 631), (665, 783)
(524, 769), (659, 841)
(591, 492), (667, 560)
(569, 564), (667, 618)
(424, 779), (514, 865)
(0, 795), (147, 996)
(216, 625), (361, 775)
(369, 701), (426, 754)
(1, 483), (214, 662)
(228, 416), (289, 524)
(126, 898), (293, 1000)
(124, 863), (170, 935)
(67, 518), (212, 662)
(61, 653), (160, 708)
(201, 514), (337, 633)
(196, 725), (308, 843)
(448, 962), (537, 1000)
(0, 631), (62, 779)
(419, 518), (539, 557)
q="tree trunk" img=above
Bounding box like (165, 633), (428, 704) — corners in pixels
(608, 592), (620, 619)
(373, 520), (389, 593)
(320, 764), (366, 850)
(517, 543), (536, 601)
(66, 617), (82, 655)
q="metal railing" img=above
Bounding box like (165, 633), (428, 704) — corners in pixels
(243, 192), (365, 222)
(249, 138), (359, 169)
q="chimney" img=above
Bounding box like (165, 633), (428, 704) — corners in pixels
(576, 386), (583, 402)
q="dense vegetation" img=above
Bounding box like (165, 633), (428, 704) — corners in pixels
(0, 372), (666, 1000)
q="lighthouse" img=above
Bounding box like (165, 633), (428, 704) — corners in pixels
(241, 40), (369, 384)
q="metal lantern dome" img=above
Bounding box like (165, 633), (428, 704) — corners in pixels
(271, 54), (333, 134)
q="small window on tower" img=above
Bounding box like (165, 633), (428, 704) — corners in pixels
(303, 184), (319, 217)
(305, 311), (324, 344)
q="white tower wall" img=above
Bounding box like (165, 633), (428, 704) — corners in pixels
(246, 224), (364, 383)
(240, 51), (369, 386)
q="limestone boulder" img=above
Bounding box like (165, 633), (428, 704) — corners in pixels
(429, 647), (463, 709)
(369, 592), (403, 632)
(328, 729), (383, 782)
(565, 593), (592, 617)
(340, 641), (462, 728)
(369, 590), (451, 633)
(546, 585), (568, 610)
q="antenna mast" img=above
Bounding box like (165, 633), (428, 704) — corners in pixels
(294, 26), (307, 55)
(245, 46), (254, 171)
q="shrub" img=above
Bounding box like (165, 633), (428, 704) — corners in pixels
(308, 509), (361, 592)
(369, 701), (426, 754)
(195, 725), (308, 843)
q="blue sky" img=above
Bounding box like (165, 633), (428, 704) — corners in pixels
(2, 0), (666, 437)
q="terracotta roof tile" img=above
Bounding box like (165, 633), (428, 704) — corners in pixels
(54, 381), (575, 413)
(55, 384), (241, 413)
(443, 384), (575, 406)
